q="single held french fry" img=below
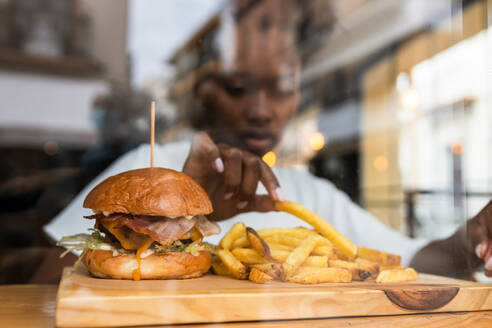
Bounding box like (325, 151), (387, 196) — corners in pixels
(246, 227), (273, 261)
(219, 222), (246, 250)
(249, 268), (274, 284)
(357, 246), (401, 266)
(275, 201), (357, 260)
(329, 259), (371, 281)
(287, 267), (352, 284)
(217, 249), (249, 279)
(376, 268), (418, 283)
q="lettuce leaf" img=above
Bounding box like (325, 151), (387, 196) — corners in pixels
(57, 229), (117, 257)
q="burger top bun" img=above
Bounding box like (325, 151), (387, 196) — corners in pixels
(83, 167), (212, 217)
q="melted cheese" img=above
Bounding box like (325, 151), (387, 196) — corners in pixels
(100, 220), (143, 250)
(178, 226), (202, 242)
(132, 237), (154, 281)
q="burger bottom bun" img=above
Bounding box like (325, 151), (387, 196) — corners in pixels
(82, 249), (211, 280)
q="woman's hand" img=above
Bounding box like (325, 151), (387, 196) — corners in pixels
(183, 132), (283, 221)
(468, 200), (492, 276)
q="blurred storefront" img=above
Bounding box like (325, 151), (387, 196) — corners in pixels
(1, 0), (492, 283)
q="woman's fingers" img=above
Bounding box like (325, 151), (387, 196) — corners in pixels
(237, 155), (262, 209)
(184, 132), (222, 175)
(239, 194), (276, 213)
(259, 160), (283, 201)
(219, 144), (243, 199)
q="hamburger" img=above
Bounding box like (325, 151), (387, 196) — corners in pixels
(58, 167), (220, 280)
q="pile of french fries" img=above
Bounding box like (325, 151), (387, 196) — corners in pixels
(212, 201), (418, 284)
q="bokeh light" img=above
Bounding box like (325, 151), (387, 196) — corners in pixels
(309, 132), (325, 151)
(373, 155), (388, 172)
(452, 142), (463, 155)
(262, 151), (277, 167)
(43, 141), (59, 156)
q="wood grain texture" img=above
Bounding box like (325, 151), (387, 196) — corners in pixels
(56, 267), (492, 327)
(0, 285), (57, 328)
(1, 284), (491, 328)
(158, 312), (492, 328)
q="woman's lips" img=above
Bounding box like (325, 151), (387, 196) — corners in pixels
(244, 137), (272, 150)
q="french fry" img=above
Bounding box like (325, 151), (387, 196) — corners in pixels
(311, 245), (337, 259)
(329, 259), (371, 281)
(232, 248), (326, 268)
(264, 234), (333, 248)
(258, 227), (318, 239)
(303, 255), (328, 268)
(217, 249), (249, 279)
(267, 243), (294, 252)
(231, 235), (249, 249)
(354, 258), (380, 279)
(283, 235), (320, 277)
(376, 268), (418, 283)
(246, 227), (273, 261)
(211, 261), (232, 276)
(264, 235), (335, 259)
(251, 263), (284, 280)
(357, 246), (401, 266)
(249, 268), (274, 284)
(275, 201), (357, 260)
(219, 222), (246, 250)
(231, 248), (289, 264)
(287, 267), (352, 284)
(231, 248), (267, 264)
(217, 220), (416, 286)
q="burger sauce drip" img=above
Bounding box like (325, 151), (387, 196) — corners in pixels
(132, 238), (154, 281)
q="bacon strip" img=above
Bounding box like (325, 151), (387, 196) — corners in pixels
(84, 213), (219, 245)
(195, 215), (221, 236)
(118, 216), (197, 245)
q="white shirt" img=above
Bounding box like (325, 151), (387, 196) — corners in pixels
(44, 140), (428, 266)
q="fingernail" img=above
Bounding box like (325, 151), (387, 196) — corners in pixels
(224, 192), (233, 200)
(486, 257), (492, 271)
(237, 201), (248, 209)
(475, 244), (484, 258)
(274, 187), (284, 201)
(214, 158), (224, 173)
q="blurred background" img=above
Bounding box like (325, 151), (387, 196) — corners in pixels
(1, 0), (491, 283)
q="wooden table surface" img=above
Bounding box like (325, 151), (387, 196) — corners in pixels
(2, 284), (492, 328)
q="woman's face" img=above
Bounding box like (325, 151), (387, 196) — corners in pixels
(198, 1), (300, 156)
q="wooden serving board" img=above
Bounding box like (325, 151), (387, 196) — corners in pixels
(56, 266), (492, 327)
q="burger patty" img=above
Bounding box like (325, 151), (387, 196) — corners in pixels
(85, 213), (220, 246)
